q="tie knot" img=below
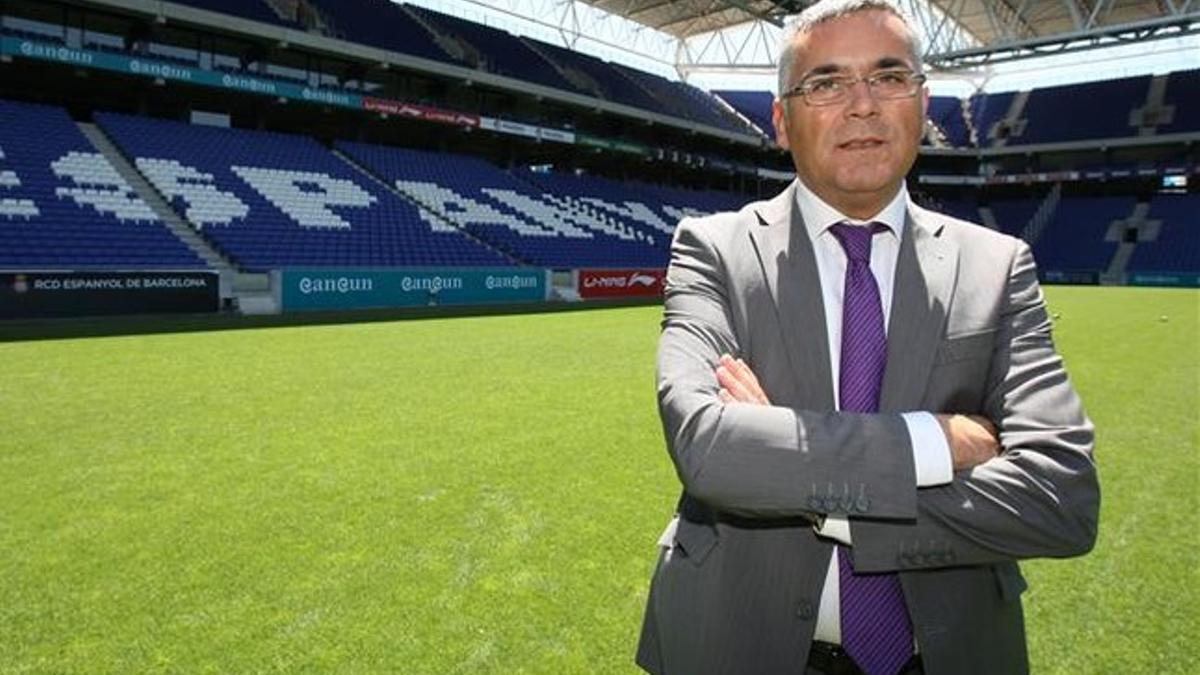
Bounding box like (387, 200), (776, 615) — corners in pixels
(830, 222), (885, 263)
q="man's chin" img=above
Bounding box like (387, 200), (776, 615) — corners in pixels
(832, 176), (900, 199)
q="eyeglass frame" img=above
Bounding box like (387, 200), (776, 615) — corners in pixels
(779, 69), (928, 107)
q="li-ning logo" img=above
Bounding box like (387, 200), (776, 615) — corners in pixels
(401, 275), (463, 292)
(583, 271), (660, 289)
(627, 272), (657, 287)
(298, 276), (373, 294)
(485, 275), (537, 290)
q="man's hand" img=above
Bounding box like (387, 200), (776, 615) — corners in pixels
(716, 354), (771, 405)
(937, 414), (1001, 471)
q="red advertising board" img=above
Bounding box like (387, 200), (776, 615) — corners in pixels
(578, 269), (666, 299)
(362, 97), (480, 127)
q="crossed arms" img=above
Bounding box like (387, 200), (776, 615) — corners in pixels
(716, 354), (1001, 473)
(658, 218), (1100, 571)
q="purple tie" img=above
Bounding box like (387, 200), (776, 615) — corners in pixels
(831, 222), (914, 675)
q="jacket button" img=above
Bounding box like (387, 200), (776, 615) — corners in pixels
(796, 600), (815, 620)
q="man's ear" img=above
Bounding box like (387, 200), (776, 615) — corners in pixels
(772, 98), (790, 151)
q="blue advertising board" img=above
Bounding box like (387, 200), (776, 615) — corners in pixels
(280, 268), (546, 311)
(1, 38), (362, 109)
(1128, 272), (1200, 288)
(1039, 270), (1099, 285)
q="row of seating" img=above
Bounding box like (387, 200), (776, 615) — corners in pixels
(0, 99), (206, 269)
(938, 194), (1199, 274)
(94, 111), (510, 271)
(335, 141), (721, 268)
(92, 109), (728, 269)
(2, 97), (1194, 278)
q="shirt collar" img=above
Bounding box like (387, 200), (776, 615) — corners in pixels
(792, 177), (909, 242)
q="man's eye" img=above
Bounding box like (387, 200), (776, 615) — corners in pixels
(875, 72), (908, 85)
(808, 79), (842, 93)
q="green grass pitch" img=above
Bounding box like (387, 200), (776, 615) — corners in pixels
(1, 286), (1196, 673)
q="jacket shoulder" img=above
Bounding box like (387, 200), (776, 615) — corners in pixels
(911, 203), (1027, 255)
(674, 196), (774, 248)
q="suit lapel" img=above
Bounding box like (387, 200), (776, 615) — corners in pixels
(879, 207), (960, 412)
(748, 182), (836, 409)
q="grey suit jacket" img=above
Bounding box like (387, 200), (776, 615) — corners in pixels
(636, 181), (1099, 675)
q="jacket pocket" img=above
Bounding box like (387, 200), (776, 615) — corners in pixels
(934, 328), (997, 365)
(673, 517), (719, 566)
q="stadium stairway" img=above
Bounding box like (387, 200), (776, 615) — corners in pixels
(961, 97), (980, 147)
(1132, 74), (1172, 136)
(1021, 182), (1063, 246)
(329, 147), (522, 266)
(399, 4), (474, 66)
(990, 90), (1031, 147)
(517, 37), (606, 99)
(77, 121), (237, 296)
(978, 206), (999, 230)
(1102, 201), (1154, 283)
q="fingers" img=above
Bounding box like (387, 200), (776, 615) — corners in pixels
(732, 357), (768, 403)
(941, 413), (1002, 471)
(716, 354), (771, 405)
(716, 363), (755, 402)
(966, 414), (999, 437)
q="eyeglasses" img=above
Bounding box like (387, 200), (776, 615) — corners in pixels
(780, 69), (927, 107)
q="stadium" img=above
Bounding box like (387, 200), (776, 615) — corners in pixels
(0, 0), (1196, 672)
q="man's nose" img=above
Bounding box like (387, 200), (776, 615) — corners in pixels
(844, 79), (881, 117)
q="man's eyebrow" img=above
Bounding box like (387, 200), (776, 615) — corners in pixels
(797, 57), (914, 82)
(874, 57), (914, 70)
(798, 64), (844, 80)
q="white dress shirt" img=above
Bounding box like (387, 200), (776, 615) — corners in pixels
(791, 178), (954, 645)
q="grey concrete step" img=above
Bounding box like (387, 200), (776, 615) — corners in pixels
(78, 121), (237, 296)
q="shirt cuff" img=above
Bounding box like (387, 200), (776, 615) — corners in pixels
(901, 411), (953, 487)
(815, 515), (852, 545)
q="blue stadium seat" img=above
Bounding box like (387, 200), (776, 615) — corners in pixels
(934, 198), (981, 224)
(1128, 195), (1200, 273)
(970, 91), (1018, 147)
(403, 6), (586, 94)
(927, 96), (971, 147)
(305, 0), (457, 64)
(1017, 76), (1150, 144)
(519, 39), (670, 115)
(611, 66), (753, 134)
(1161, 69), (1200, 135)
(987, 197), (1041, 237)
(93, 113), (509, 270)
(0, 98), (206, 270)
(713, 90), (775, 137)
(1032, 197), (1130, 273)
(337, 141), (737, 268)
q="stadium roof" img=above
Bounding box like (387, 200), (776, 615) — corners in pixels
(579, 0), (1200, 67)
(578, 0), (806, 38)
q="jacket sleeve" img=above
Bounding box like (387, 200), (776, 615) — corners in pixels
(849, 239), (1100, 571)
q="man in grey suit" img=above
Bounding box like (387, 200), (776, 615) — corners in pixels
(635, 1), (1100, 674)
